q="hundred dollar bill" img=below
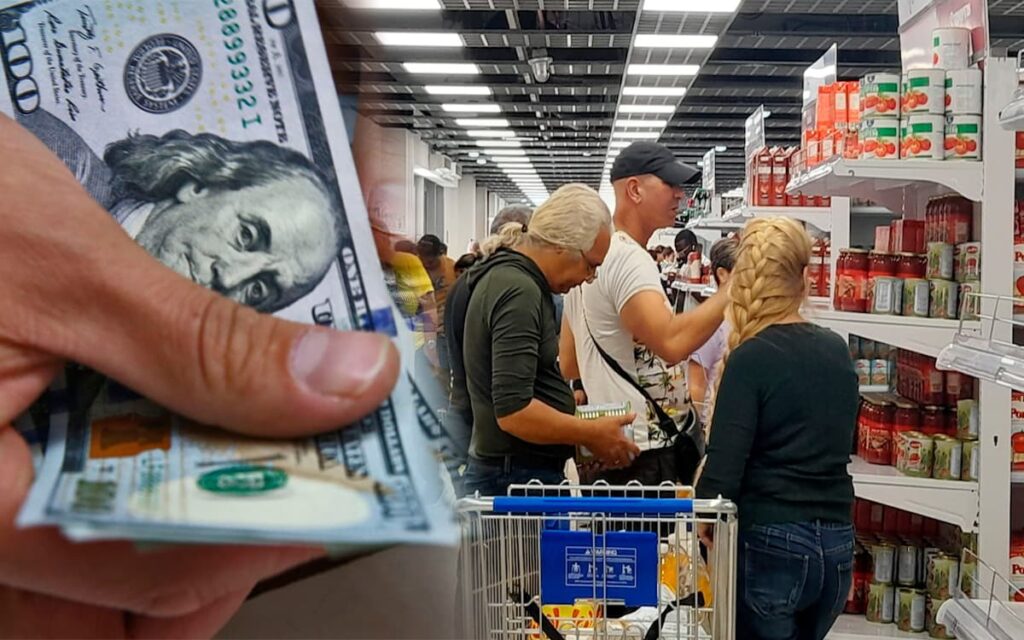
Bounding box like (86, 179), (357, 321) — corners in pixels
(6, 0), (454, 544)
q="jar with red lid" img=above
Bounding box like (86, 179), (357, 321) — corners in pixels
(921, 405), (945, 436)
(857, 396), (872, 457)
(945, 407), (959, 437)
(864, 397), (894, 465)
(836, 249), (869, 313)
(945, 371), (974, 406)
(891, 401), (921, 465)
(866, 252), (896, 313)
(895, 252), (927, 279)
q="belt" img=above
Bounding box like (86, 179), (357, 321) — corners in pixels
(470, 453), (566, 473)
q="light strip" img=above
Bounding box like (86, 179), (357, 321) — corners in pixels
(614, 119), (669, 128)
(619, 105), (676, 114)
(455, 118), (511, 127)
(622, 86), (688, 97)
(634, 34), (718, 49)
(467, 129), (516, 138)
(442, 103), (501, 113)
(425, 85), (491, 95)
(642, 0), (741, 11)
(483, 149), (527, 156)
(627, 64), (701, 76)
(612, 130), (662, 139)
(403, 62), (479, 75)
(374, 32), (463, 47)
(475, 140), (520, 148)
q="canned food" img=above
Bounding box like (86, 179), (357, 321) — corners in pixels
(960, 556), (978, 598)
(871, 541), (896, 584)
(861, 339), (877, 360)
(945, 68), (983, 115)
(955, 242), (981, 282)
(897, 587), (927, 632)
(902, 115), (945, 160)
(960, 280), (981, 320)
(933, 27), (971, 70)
(945, 114), (982, 161)
(962, 439), (979, 481)
(871, 359), (890, 386)
(855, 359), (871, 386)
(866, 581), (895, 623)
(861, 73), (901, 117)
(897, 542), (919, 586)
(926, 242), (954, 279)
(926, 595), (955, 638)
(897, 431), (934, 478)
(904, 69), (947, 115)
(861, 118), (900, 159)
(946, 370), (973, 404)
(929, 279), (960, 319)
(932, 435), (963, 480)
(922, 547), (941, 587)
(956, 399), (979, 441)
(903, 278), (931, 317)
(849, 335), (862, 359)
(927, 552), (960, 600)
(870, 276), (904, 315)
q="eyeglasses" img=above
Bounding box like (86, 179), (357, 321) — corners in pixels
(578, 250), (600, 282)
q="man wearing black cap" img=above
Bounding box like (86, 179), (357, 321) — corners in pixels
(560, 141), (729, 485)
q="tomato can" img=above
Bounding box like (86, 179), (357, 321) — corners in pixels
(860, 117), (900, 159)
(871, 541), (896, 584)
(955, 242), (981, 282)
(929, 279), (959, 319)
(897, 431), (934, 478)
(956, 399), (979, 441)
(945, 68), (983, 115)
(926, 552), (960, 600)
(870, 276), (904, 315)
(932, 27), (971, 70)
(932, 435), (962, 481)
(901, 115), (945, 160)
(960, 280), (981, 320)
(897, 587), (927, 632)
(904, 69), (946, 115)
(871, 359), (890, 386)
(945, 114), (982, 161)
(897, 542), (919, 586)
(855, 359), (871, 386)
(861, 73), (901, 117)
(866, 581), (895, 623)
(902, 278), (931, 317)
(962, 438), (979, 481)
(926, 243), (954, 279)
(926, 596), (955, 638)
(960, 554), (978, 597)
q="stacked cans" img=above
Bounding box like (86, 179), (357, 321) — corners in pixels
(925, 195), (980, 320)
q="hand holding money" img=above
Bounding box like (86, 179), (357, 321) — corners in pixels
(0, 112), (399, 636)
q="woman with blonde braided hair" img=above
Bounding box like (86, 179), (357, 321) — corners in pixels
(696, 218), (859, 640)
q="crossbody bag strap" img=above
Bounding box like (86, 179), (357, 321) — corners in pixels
(578, 301), (679, 439)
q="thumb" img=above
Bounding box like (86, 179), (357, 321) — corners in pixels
(617, 412), (637, 426)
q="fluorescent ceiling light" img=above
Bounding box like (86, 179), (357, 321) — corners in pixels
(442, 103), (501, 113)
(425, 85), (490, 95)
(620, 105), (676, 114)
(468, 151), (480, 158)
(622, 87), (688, 97)
(496, 161), (531, 166)
(455, 118), (510, 127)
(484, 149), (527, 156)
(467, 129), (515, 138)
(475, 140), (520, 148)
(614, 119), (668, 128)
(642, 0), (741, 11)
(476, 158), (486, 164)
(583, 152), (592, 157)
(612, 130), (661, 139)
(610, 140), (633, 148)
(715, 145), (728, 152)
(627, 64), (700, 76)
(403, 62), (479, 75)
(763, 110), (773, 118)
(634, 34), (718, 49)
(347, 0), (440, 8)
(374, 32), (463, 47)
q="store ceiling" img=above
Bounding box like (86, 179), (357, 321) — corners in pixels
(321, 0), (1024, 204)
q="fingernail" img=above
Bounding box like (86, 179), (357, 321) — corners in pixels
(290, 330), (391, 397)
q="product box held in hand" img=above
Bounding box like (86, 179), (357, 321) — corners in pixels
(576, 402), (634, 463)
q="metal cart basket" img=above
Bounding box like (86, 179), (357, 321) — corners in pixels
(456, 482), (738, 639)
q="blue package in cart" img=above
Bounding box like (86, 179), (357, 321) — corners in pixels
(540, 530), (658, 606)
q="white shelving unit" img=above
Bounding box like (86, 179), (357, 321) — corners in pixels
(721, 204), (835, 231)
(827, 614), (929, 639)
(787, 54), (1018, 586)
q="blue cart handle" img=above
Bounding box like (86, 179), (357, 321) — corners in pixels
(492, 496), (694, 515)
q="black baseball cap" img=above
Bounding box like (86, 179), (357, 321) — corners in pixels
(610, 141), (699, 186)
(416, 234), (443, 256)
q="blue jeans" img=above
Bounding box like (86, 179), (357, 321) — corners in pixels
(462, 459), (564, 497)
(738, 521), (854, 640)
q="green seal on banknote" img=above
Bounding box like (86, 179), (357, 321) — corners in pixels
(197, 465), (288, 495)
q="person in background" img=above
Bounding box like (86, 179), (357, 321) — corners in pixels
(686, 236), (739, 424)
(561, 142), (728, 486)
(439, 242), (457, 283)
(416, 234), (457, 391)
(461, 185), (639, 496)
(454, 252), (480, 278)
(673, 229), (700, 269)
(696, 218), (858, 640)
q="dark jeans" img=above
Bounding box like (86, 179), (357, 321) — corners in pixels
(737, 521), (854, 640)
(462, 459), (565, 497)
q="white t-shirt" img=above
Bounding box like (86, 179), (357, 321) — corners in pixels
(688, 321), (729, 424)
(564, 231), (688, 451)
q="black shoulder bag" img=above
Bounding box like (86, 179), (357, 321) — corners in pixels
(579, 310), (706, 484)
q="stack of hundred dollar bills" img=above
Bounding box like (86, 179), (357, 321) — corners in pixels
(2, 0), (457, 546)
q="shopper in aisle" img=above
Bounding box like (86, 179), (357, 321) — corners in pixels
(416, 234), (457, 390)
(461, 184), (640, 496)
(686, 236), (739, 424)
(561, 142), (728, 485)
(696, 217), (858, 640)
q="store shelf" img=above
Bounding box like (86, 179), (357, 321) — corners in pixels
(685, 217), (745, 231)
(787, 158), (983, 213)
(810, 308), (964, 359)
(848, 456), (978, 532)
(670, 281), (717, 296)
(721, 205), (832, 231)
(827, 614), (926, 639)
(859, 385), (891, 393)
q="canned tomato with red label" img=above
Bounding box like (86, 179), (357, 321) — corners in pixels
(861, 73), (901, 117)
(945, 68), (982, 115)
(901, 115), (944, 160)
(903, 70), (945, 115)
(945, 114), (982, 160)
(861, 118), (900, 159)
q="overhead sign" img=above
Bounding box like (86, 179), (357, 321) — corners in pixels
(745, 106), (766, 161)
(702, 148), (716, 196)
(898, 0), (990, 69)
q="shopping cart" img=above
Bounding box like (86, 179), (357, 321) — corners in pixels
(456, 482), (737, 639)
